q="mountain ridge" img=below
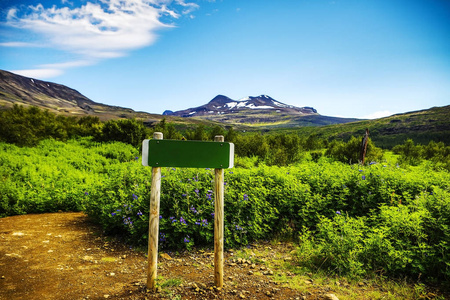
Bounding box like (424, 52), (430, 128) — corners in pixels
(163, 94), (318, 117)
(163, 94), (361, 128)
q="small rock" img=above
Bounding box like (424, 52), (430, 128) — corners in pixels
(248, 270), (253, 275)
(160, 253), (171, 260)
(109, 273), (115, 276)
(304, 280), (313, 285)
(1, 276), (5, 279)
(239, 293), (245, 299)
(103, 295), (110, 299)
(323, 294), (339, 300)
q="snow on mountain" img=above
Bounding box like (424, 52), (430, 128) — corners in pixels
(164, 94), (317, 117)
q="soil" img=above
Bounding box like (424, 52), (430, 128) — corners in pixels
(0, 212), (333, 300)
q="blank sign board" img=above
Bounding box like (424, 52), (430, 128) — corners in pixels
(142, 139), (234, 169)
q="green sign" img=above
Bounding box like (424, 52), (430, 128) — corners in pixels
(142, 139), (234, 169)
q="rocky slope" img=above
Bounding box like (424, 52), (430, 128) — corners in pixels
(0, 70), (163, 122)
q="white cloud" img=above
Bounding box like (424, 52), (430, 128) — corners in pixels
(5, 0), (198, 77)
(363, 110), (393, 119)
(40, 60), (95, 69)
(10, 68), (64, 79)
(0, 42), (41, 47)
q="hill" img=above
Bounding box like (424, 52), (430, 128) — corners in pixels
(289, 105), (450, 148)
(0, 70), (209, 128)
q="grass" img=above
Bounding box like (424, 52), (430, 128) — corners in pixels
(232, 244), (447, 300)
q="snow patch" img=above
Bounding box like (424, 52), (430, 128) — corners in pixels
(271, 100), (289, 108)
(236, 102), (248, 108)
(189, 111), (196, 115)
(225, 102), (238, 109)
(30, 79), (34, 84)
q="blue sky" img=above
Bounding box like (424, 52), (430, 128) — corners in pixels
(1, 0), (449, 119)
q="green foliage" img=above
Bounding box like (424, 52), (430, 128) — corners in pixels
(99, 118), (148, 147)
(326, 136), (384, 164)
(295, 190), (450, 281)
(0, 138), (138, 217)
(0, 105), (67, 146)
(0, 105), (103, 146)
(393, 139), (450, 171)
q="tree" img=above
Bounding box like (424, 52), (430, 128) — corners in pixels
(100, 118), (147, 147)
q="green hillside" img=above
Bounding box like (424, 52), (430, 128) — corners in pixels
(275, 105), (450, 148)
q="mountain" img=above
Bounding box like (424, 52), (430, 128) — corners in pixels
(0, 69), (144, 120)
(164, 94), (359, 128)
(165, 94), (317, 117)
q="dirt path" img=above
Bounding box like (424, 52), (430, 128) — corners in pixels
(0, 212), (317, 300)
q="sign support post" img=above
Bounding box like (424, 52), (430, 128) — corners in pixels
(147, 132), (163, 290)
(142, 133), (234, 291)
(214, 135), (224, 288)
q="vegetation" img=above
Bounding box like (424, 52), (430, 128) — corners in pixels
(1, 104), (449, 290)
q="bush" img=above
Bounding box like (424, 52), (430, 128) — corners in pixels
(326, 136), (383, 164)
(99, 118), (148, 147)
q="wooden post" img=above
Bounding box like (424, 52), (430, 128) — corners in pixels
(360, 128), (369, 165)
(214, 135), (225, 288)
(147, 132), (163, 290)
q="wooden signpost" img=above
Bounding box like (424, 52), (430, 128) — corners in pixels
(142, 133), (234, 290)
